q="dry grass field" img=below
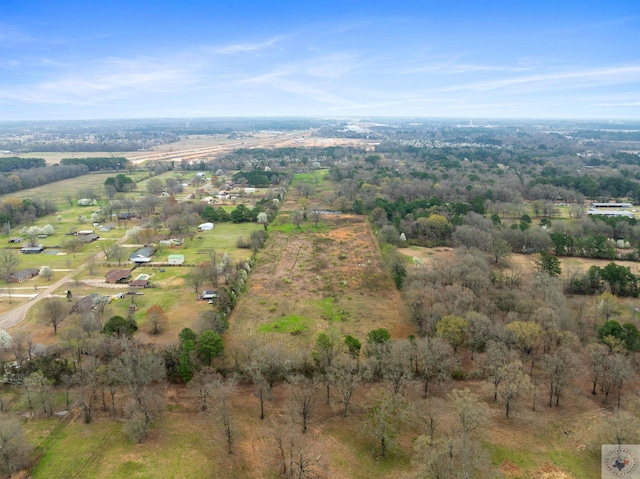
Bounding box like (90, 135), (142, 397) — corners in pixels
(227, 213), (411, 352)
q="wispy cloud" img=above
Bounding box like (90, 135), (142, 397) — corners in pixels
(439, 65), (640, 93)
(215, 36), (286, 55)
(400, 62), (532, 75)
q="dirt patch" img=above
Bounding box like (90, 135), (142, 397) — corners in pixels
(535, 463), (576, 479)
(228, 214), (411, 349)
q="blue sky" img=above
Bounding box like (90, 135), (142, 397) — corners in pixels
(0, 0), (638, 120)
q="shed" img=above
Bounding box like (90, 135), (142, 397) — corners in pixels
(168, 254), (184, 265)
(198, 222), (214, 231)
(105, 269), (132, 284)
(129, 279), (149, 288)
(78, 233), (100, 243)
(20, 245), (44, 254)
(202, 290), (217, 300)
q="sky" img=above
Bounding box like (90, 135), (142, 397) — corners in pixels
(0, 0), (639, 121)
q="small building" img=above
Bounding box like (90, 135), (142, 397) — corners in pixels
(77, 230), (94, 235)
(20, 245), (44, 254)
(198, 222), (214, 231)
(8, 268), (39, 283)
(167, 254), (184, 265)
(129, 246), (154, 263)
(591, 202), (633, 208)
(8, 237), (24, 243)
(202, 290), (217, 300)
(129, 279), (149, 288)
(105, 269), (132, 284)
(78, 233), (100, 243)
(587, 209), (635, 218)
(98, 223), (115, 232)
(73, 293), (109, 313)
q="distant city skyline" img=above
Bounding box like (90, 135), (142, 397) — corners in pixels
(1, 0), (639, 121)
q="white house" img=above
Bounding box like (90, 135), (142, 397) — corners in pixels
(168, 254), (184, 265)
(198, 222), (214, 231)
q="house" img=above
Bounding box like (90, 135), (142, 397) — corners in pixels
(167, 254), (184, 265)
(20, 245), (44, 254)
(8, 237), (24, 244)
(129, 246), (154, 263)
(8, 268), (39, 283)
(129, 279), (149, 288)
(201, 290), (217, 300)
(98, 223), (115, 232)
(78, 233), (100, 243)
(198, 222), (214, 231)
(73, 293), (109, 313)
(105, 269), (132, 284)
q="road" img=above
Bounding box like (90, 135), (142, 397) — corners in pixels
(0, 129), (313, 331)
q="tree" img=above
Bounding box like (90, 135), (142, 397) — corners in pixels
(383, 339), (414, 396)
(115, 341), (165, 443)
(146, 178), (164, 195)
(415, 336), (458, 398)
(436, 315), (469, 353)
(197, 330), (224, 366)
(196, 310), (228, 335)
(499, 360), (529, 419)
(39, 265), (53, 281)
(145, 304), (167, 335)
(536, 251), (562, 277)
(0, 416), (33, 476)
(543, 346), (578, 407)
(257, 211), (269, 231)
(103, 315), (138, 338)
(0, 248), (20, 304)
(328, 356), (365, 417)
(313, 331), (342, 402)
(344, 334), (361, 359)
(288, 375), (320, 434)
(186, 266), (207, 294)
(291, 209), (304, 228)
(40, 297), (67, 335)
(213, 375), (237, 454)
(366, 388), (408, 458)
(309, 205), (323, 228)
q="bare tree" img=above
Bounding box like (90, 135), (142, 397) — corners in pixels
(498, 360), (530, 419)
(114, 340), (165, 442)
(287, 375), (320, 434)
(213, 375), (237, 454)
(40, 297), (67, 335)
(366, 388), (409, 458)
(272, 416), (324, 479)
(309, 205), (322, 228)
(328, 356), (366, 417)
(0, 248), (20, 304)
(0, 415), (33, 477)
(415, 336), (458, 398)
(542, 346), (578, 407)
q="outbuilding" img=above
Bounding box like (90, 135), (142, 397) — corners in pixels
(198, 222), (214, 231)
(167, 254), (184, 265)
